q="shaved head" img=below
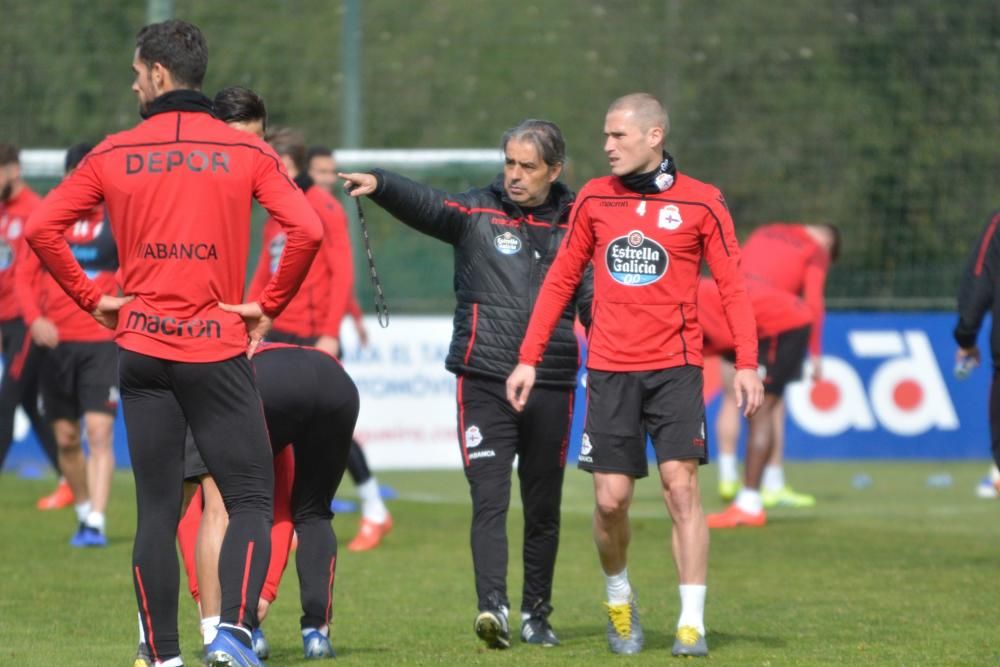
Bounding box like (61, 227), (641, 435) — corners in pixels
(608, 93), (669, 136)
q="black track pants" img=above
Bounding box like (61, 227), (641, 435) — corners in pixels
(121, 349), (273, 662)
(456, 375), (572, 614)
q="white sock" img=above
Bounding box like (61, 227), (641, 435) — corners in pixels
(202, 616), (220, 645)
(154, 658), (183, 667)
(735, 488), (763, 514)
(74, 501), (91, 523)
(302, 625), (329, 638)
(677, 584), (706, 634)
(605, 568), (632, 605)
(990, 465), (1000, 483)
(718, 453), (739, 484)
(85, 511), (105, 532)
(357, 478), (388, 523)
(762, 465), (785, 493)
(137, 612), (146, 643)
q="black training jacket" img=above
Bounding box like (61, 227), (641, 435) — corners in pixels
(955, 210), (1000, 365)
(369, 169), (592, 387)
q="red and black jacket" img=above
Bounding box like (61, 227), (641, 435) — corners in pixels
(368, 169), (592, 388)
(25, 90), (323, 363)
(955, 210), (1000, 363)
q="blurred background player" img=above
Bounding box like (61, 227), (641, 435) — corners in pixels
(342, 118), (589, 649)
(166, 342), (360, 664)
(508, 93), (762, 658)
(705, 223), (839, 528)
(305, 143), (392, 551)
(712, 222), (840, 508)
(953, 209), (1000, 498)
(16, 142), (120, 546)
(0, 143), (62, 506)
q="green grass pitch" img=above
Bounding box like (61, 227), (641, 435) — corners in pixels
(0, 462), (997, 665)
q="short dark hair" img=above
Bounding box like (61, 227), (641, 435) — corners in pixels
(267, 128), (308, 174)
(0, 144), (19, 166)
(501, 119), (566, 168)
(307, 146), (333, 164)
(213, 86), (268, 130)
(135, 20), (208, 89)
(64, 143), (94, 174)
(823, 223), (842, 263)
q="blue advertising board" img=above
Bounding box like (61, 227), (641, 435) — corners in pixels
(567, 312), (992, 463)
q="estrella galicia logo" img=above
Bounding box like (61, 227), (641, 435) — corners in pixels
(494, 232), (522, 255)
(605, 230), (668, 286)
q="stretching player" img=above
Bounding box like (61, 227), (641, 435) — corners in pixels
(16, 142), (119, 546)
(509, 93), (762, 658)
(306, 144), (392, 551)
(26, 21), (322, 667)
(0, 144), (62, 503)
(136, 343), (359, 665)
(706, 223), (839, 528)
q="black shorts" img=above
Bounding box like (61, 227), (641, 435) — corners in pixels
(580, 366), (707, 478)
(41, 341), (119, 420)
(722, 325), (810, 397)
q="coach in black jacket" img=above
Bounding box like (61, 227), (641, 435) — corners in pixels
(955, 209), (1000, 471)
(342, 119), (591, 649)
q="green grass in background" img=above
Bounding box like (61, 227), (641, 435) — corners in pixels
(0, 462), (997, 665)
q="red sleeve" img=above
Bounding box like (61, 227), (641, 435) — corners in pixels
(802, 251), (829, 356)
(519, 194), (595, 365)
(261, 446), (295, 603)
(14, 242), (44, 326)
(248, 219), (277, 301)
(701, 192), (758, 369)
(252, 154), (324, 318)
(177, 486), (204, 603)
(348, 293), (362, 322)
(318, 198), (354, 337)
(24, 155), (105, 313)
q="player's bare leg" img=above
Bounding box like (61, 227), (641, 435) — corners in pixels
(715, 360), (741, 500)
(659, 458), (709, 656)
(54, 419), (90, 545)
(197, 476), (229, 648)
(761, 399), (816, 507)
(593, 472), (643, 654)
(707, 395), (779, 528)
(82, 411), (114, 543)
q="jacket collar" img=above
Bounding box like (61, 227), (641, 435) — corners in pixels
(492, 175), (575, 222)
(141, 89), (215, 120)
(294, 172), (314, 192)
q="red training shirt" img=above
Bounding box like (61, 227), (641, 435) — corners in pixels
(249, 183), (354, 339)
(0, 186), (41, 321)
(16, 205), (117, 342)
(25, 95), (323, 363)
(740, 223), (829, 355)
(520, 171), (758, 371)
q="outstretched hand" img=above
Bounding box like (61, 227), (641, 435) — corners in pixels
(506, 363), (537, 413)
(338, 172), (378, 197)
(733, 368), (764, 418)
(218, 301), (272, 358)
(91, 294), (134, 330)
